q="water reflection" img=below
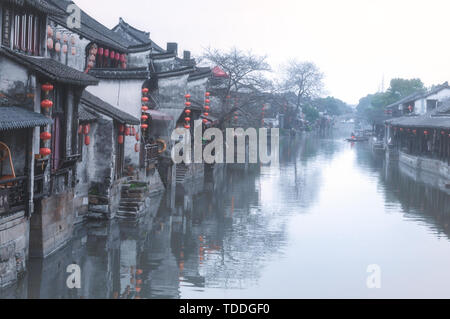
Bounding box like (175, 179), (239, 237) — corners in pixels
(1, 130), (450, 299)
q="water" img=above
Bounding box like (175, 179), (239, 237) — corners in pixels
(2, 128), (450, 299)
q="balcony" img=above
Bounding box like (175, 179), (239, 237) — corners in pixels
(0, 176), (27, 218)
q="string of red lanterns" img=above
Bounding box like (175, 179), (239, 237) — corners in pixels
(203, 92), (211, 124)
(39, 83), (54, 157)
(184, 94), (191, 129)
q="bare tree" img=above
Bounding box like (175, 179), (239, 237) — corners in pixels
(201, 47), (273, 126)
(281, 60), (324, 111)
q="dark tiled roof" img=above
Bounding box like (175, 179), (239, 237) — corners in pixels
(112, 18), (165, 53)
(386, 108), (450, 129)
(4, 0), (62, 15)
(153, 67), (195, 79)
(0, 106), (52, 131)
(0, 47), (99, 86)
(151, 52), (177, 60)
(78, 105), (99, 122)
(46, 0), (133, 51)
(188, 67), (211, 81)
(81, 91), (140, 125)
(88, 68), (150, 80)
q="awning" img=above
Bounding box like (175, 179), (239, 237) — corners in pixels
(146, 110), (173, 121)
(201, 114), (219, 125)
(0, 107), (52, 131)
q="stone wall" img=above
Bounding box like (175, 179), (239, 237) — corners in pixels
(0, 212), (29, 287)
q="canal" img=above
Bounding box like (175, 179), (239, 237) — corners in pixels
(2, 127), (450, 299)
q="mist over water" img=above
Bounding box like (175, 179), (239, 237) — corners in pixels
(2, 126), (449, 299)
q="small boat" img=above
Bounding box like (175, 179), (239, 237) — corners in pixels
(346, 136), (369, 142)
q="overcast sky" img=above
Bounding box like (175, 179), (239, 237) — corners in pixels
(74, 0), (450, 105)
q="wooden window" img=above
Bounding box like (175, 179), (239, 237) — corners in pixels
(5, 7), (40, 55)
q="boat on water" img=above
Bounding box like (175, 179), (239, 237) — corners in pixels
(346, 130), (369, 142)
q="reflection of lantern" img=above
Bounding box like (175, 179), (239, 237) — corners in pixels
(40, 132), (52, 141)
(41, 99), (53, 109)
(47, 38), (54, 50)
(118, 135), (124, 144)
(40, 148), (52, 156)
(142, 106), (149, 112)
(47, 25), (53, 37)
(84, 135), (90, 146)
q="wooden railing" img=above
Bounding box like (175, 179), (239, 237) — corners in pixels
(0, 176), (27, 217)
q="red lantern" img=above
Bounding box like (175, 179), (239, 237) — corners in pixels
(47, 38), (53, 50)
(40, 132), (52, 141)
(120, 54), (126, 63)
(110, 50), (115, 59)
(41, 83), (54, 93)
(185, 117), (191, 122)
(185, 109), (191, 115)
(119, 125), (125, 133)
(185, 94), (191, 99)
(413, 130), (417, 134)
(185, 102), (191, 107)
(142, 88), (149, 94)
(115, 52), (120, 60)
(40, 148), (51, 156)
(118, 135), (124, 144)
(125, 127), (131, 136)
(55, 42), (61, 53)
(62, 44), (68, 54)
(84, 135), (90, 146)
(135, 143), (140, 153)
(41, 99), (53, 109)
(205, 99), (210, 104)
(141, 115), (149, 121)
(142, 106), (149, 112)
(142, 97), (149, 103)
(226, 95), (231, 99)
(424, 130), (428, 135)
(234, 116), (238, 120)
(98, 47), (104, 56)
(141, 124), (148, 129)
(184, 125), (190, 129)
(203, 119), (208, 124)
(104, 49), (109, 57)
(78, 125), (83, 134)
(441, 131), (445, 135)
(203, 112), (209, 117)
(205, 92), (210, 97)
(132, 127), (136, 136)
(83, 124), (90, 135)
(71, 47), (76, 56)
(204, 106), (210, 111)
(135, 133), (140, 141)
